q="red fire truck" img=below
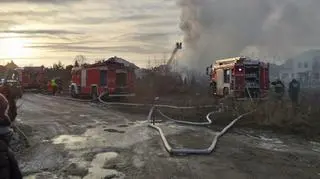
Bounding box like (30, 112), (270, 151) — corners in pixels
(15, 66), (45, 91)
(70, 57), (136, 99)
(206, 56), (269, 98)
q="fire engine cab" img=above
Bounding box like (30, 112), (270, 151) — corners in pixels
(15, 66), (45, 91)
(206, 56), (269, 98)
(70, 57), (136, 99)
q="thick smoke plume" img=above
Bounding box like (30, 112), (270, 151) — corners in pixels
(178, 0), (320, 71)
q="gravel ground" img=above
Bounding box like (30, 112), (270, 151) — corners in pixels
(14, 93), (320, 179)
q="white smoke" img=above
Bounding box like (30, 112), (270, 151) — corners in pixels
(178, 0), (320, 71)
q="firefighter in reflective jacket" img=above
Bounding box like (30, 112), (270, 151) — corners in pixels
(51, 79), (57, 95)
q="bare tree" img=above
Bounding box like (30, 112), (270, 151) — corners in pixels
(74, 60), (79, 67)
(53, 61), (64, 70)
(74, 55), (87, 66)
(65, 65), (73, 71)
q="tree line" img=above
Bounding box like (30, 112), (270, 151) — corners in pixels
(51, 55), (87, 71)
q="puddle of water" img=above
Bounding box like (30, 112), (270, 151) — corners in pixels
(236, 129), (320, 155)
(20, 144), (65, 174)
(41, 140), (50, 143)
(132, 120), (148, 125)
(132, 155), (145, 168)
(80, 114), (89, 117)
(51, 121), (194, 151)
(104, 128), (125, 133)
(51, 124), (150, 150)
(93, 152), (119, 168)
(52, 135), (87, 145)
(24, 172), (58, 179)
(254, 136), (288, 152)
(259, 136), (283, 143)
(91, 118), (106, 124)
(310, 141), (320, 153)
(83, 152), (125, 179)
(257, 142), (288, 152)
(237, 133), (289, 152)
(83, 168), (123, 179)
(67, 176), (82, 179)
(118, 124), (129, 128)
(24, 175), (36, 179)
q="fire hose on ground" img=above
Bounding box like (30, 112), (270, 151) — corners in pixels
(97, 91), (256, 155)
(36, 89), (256, 155)
(148, 107), (253, 155)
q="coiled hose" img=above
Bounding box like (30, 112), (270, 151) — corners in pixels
(98, 92), (255, 155)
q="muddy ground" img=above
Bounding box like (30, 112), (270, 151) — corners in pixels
(14, 93), (320, 179)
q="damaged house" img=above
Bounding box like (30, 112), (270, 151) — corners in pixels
(280, 50), (320, 88)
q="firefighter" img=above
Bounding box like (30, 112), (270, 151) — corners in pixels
(56, 78), (63, 94)
(0, 84), (22, 179)
(271, 79), (285, 100)
(51, 79), (57, 95)
(288, 79), (300, 105)
(47, 80), (52, 93)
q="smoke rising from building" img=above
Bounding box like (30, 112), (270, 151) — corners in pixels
(177, 0), (320, 71)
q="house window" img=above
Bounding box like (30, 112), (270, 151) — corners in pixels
(313, 57), (320, 70)
(224, 69), (231, 83)
(298, 62), (302, 68)
(304, 62), (308, 68)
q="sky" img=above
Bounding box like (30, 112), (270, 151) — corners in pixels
(0, 0), (182, 67)
(2, 0), (320, 70)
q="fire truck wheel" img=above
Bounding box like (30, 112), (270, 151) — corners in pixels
(91, 87), (98, 101)
(91, 92), (98, 101)
(223, 87), (229, 96)
(71, 86), (77, 98)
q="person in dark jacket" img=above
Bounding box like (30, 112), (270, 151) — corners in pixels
(0, 84), (22, 179)
(288, 79), (300, 105)
(0, 137), (22, 179)
(55, 78), (63, 94)
(0, 84), (17, 138)
(0, 139), (11, 179)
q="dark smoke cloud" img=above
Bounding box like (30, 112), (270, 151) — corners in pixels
(178, 0), (320, 71)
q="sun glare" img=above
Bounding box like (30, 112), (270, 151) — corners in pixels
(0, 38), (32, 59)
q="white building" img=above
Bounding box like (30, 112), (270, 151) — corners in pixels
(280, 50), (320, 87)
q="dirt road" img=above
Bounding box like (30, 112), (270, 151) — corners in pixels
(16, 93), (320, 179)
